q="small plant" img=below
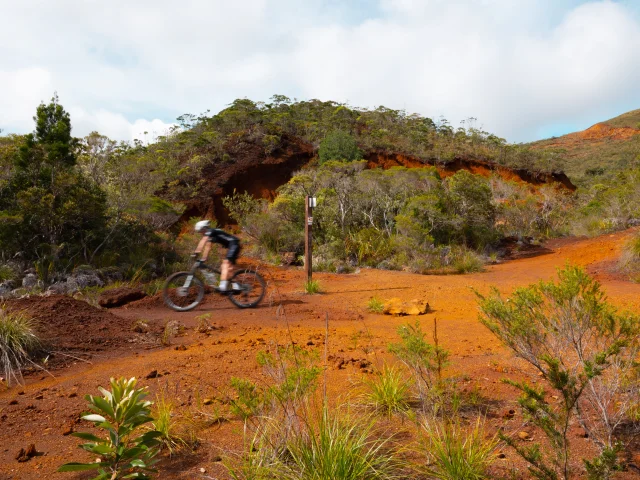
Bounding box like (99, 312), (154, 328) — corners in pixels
(361, 365), (412, 418)
(152, 386), (199, 455)
(303, 279), (320, 294)
(160, 320), (184, 346)
(0, 306), (40, 386)
(59, 377), (161, 479)
(452, 250), (484, 274)
(230, 377), (263, 420)
(388, 320), (449, 406)
(366, 296), (384, 313)
(423, 418), (497, 480)
(195, 313), (211, 333)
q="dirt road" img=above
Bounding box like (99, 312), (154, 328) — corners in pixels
(1, 229), (638, 479)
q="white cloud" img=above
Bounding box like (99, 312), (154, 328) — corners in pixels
(1, 0), (639, 142)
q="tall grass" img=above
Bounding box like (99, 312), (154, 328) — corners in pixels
(0, 307), (40, 386)
(619, 232), (640, 281)
(279, 408), (400, 480)
(422, 418), (497, 480)
(152, 387), (199, 455)
(361, 365), (412, 418)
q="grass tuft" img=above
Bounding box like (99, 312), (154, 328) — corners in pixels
(422, 418), (497, 480)
(280, 408), (399, 480)
(619, 232), (640, 281)
(0, 306), (40, 386)
(452, 251), (484, 274)
(367, 296), (384, 313)
(303, 279), (321, 295)
(361, 365), (412, 418)
(152, 387), (199, 455)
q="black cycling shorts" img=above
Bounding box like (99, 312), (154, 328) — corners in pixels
(207, 229), (241, 264)
(226, 241), (240, 264)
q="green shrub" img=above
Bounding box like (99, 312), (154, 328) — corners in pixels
(0, 307), (40, 386)
(230, 377), (263, 420)
(388, 321), (449, 406)
(423, 418), (497, 480)
(59, 377), (161, 479)
(477, 265), (640, 479)
(318, 130), (362, 164)
(367, 296), (384, 313)
(0, 265), (15, 282)
(361, 365), (412, 418)
(452, 249), (484, 274)
(303, 279), (320, 294)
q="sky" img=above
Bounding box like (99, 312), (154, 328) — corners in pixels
(1, 0), (640, 143)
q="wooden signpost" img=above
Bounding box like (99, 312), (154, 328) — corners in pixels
(305, 196), (316, 282)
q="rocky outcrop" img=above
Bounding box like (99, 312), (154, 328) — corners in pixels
(177, 136), (575, 226)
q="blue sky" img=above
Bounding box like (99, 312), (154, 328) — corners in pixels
(1, 0), (639, 143)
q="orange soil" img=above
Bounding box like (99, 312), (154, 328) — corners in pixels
(1, 230), (639, 479)
(534, 122), (640, 150)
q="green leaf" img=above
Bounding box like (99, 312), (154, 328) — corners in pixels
(57, 462), (103, 472)
(92, 395), (115, 418)
(82, 443), (113, 455)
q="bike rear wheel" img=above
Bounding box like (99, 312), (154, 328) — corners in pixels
(163, 272), (205, 312)
(228, 269), (266, 308)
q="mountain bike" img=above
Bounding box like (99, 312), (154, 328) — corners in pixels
(162, 260), (266, 312)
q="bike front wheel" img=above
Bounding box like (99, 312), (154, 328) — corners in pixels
(163, 272), (205, 312)
(228, 269), (266, 308)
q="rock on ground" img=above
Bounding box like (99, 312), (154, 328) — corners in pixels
(383, 298), (430, 316)
(98, 287), (147, 308)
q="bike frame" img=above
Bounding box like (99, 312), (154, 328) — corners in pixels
(181, 262), (220, 289)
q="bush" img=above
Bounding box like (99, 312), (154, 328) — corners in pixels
(478, 265), (640, 479)
(0, 264), (15, 282)
(0, 307), (40, 386)
(59, 377), (161, 479)
(452, 249), (484, 274)
(422, 418), (497, 480)
(318, 130), (362, 165)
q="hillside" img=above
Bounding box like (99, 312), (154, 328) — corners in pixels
(154, 98), (573, 222)
(530, 109), (640, 185)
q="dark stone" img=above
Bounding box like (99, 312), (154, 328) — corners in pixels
(98, 287), (147, 308)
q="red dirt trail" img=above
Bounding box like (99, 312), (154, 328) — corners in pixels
(1, 230), (639, 479)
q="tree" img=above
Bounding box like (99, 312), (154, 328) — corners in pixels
(318, 130), (362, 164)
(0, 96), (107, 264)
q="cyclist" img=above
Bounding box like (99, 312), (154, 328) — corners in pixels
(193, 220), (240, 292)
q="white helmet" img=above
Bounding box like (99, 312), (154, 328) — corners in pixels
(194, 220), (211, 233)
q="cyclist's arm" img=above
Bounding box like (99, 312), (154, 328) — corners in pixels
(194, 235), (210, 261)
